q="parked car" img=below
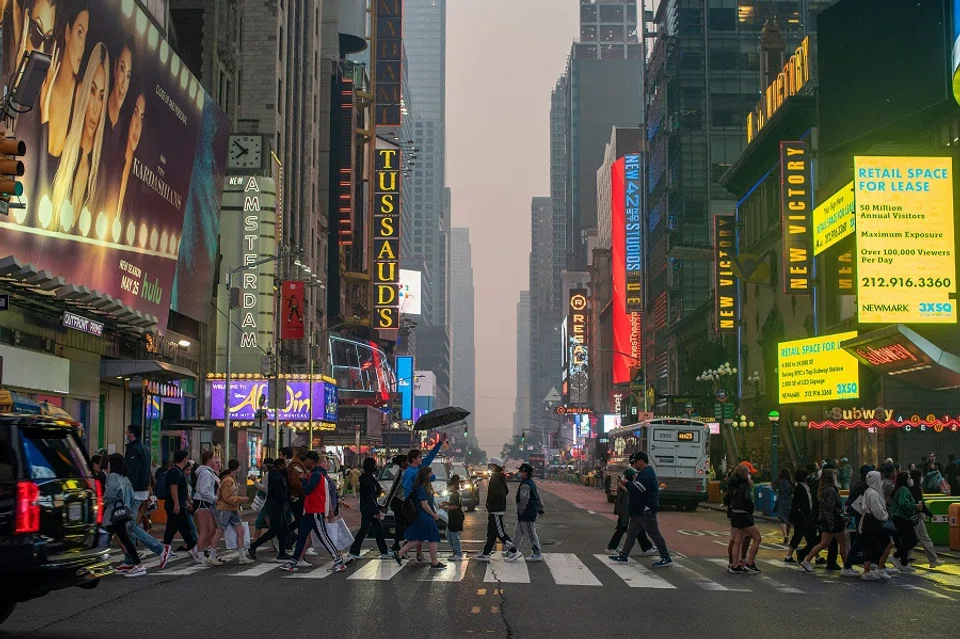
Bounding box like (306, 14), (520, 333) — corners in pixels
(448, 462), (478, 511)
(0, 414), (113, 624)
(378, 457), (451, 536)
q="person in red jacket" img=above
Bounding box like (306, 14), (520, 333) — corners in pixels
(280, 452), (352, 573)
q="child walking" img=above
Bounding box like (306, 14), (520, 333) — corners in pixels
(442, 475), (466, 560)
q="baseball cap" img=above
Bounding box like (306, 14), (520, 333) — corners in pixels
(739, 461), (758, 475)
(623, 467), (637, 480)
(629, 451), (649, 464)
(488, 457), (504, 467)
(518, 462), (534, 476)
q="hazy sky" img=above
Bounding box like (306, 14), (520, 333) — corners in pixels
(446, 1), (579, 455)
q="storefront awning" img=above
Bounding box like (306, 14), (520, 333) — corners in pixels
(840, 325), (960, 391)
(101, 359), (197, 381)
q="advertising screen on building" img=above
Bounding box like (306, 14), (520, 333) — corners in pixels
(854, 156), (957, 324)
(778, 331), (860, 404)
(208, 378), (338, 424)
(611, 156), (642, 385)
(602, 414), (622, 433)
(813, 182), (855, 255)
(780, 141), (812, 293)
(374, 146), (401, 329)
(0, 0), (229, 330)
(713, 214), (737, 333)
(396, 355), (414, 421)
(399, 268), (422, 315)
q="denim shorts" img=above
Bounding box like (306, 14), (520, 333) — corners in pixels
(216, 509), (242, 529)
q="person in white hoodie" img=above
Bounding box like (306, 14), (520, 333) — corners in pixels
(858, 470), (894, 581)
(193, 450), (222, 564)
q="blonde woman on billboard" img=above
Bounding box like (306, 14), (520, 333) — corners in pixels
(49, 41), (108, 233)
(40, 0), (90, 160)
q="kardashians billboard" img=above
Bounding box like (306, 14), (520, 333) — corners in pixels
(0, 0), (230, 328)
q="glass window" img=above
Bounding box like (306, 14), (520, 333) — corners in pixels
(580, 4), (597, 22)
(599, 5), (623, 22)
(581, 25), (597, 41)
(678, 8), (702, 35)
(0, 427), (18, 481)
(600, 44), (625, 59)
(599, 24), (624, 42)
(680, 52), (702, 71)
(20, 427), (90, 480)
(708, 8), (736, 30)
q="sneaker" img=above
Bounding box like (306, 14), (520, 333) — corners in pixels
(449, 554), (466, 561)
(416, 554), (427, 564)
(881, 565), (899, 573)
(305, 547), (319, 556)
(744, 563), (761, 573)
(380, 553), (397, 560)
(124, 565), (147, 578)
(928, 559), (943, 569)
(783, 556), (796, 564)
(609, 555), (628, 563)
(505, 550), (522, 562)
(297, 559), (311, 568)
(500, 550), (510, 557)
(899, 562), (916, 573)
(347, 553), (363, 562)
(430, 563), (447, 570)
(279, 562), (298, 573)
(800, 561), (814, 573)
(247, 547), (258, 561)
(727, 565), (746, 574)
(328, 562), (347, 573)
(158, 545), (172, 570)
(473, 553), (492, 562)
(861, 570), (882, 581)
(840, 568), (860, 578)
(115, 563), (135, 573)
(274, 554), (293, 562)
(190, 548), (205, 564)
(652, 557), (673, 568)
(525, 554), (544, 562)
(878, 570), (893, 580)
(815, 556), (827, 565)
(238, 551), (253, 565)
(604, 547), (618, 554)
(137, 550), (147, 560)
(641, 548), (659, 556)
(205, 555), (224, 567)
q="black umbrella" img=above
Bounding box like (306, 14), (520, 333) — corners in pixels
(413, 406), (471, 431)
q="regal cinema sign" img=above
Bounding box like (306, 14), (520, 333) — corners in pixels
(374, 148), (401, 329)
(746, 36), (810, 144)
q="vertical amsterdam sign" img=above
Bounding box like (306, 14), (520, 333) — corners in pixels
(780, 141), (812, 294)
(375, 0), (403, 126)
(374, 148), (402, 329)
(713, 214), (737, 333)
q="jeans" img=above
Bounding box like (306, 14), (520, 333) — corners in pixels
(513, 521), (541, 555)
(608, 519), (652, 552)
(482, 514), (516, 555)
(621, 511), (670, 559)
(350, 514), (388, 556)
(447, 529), (463, 556)
(129, 498), (164, 556)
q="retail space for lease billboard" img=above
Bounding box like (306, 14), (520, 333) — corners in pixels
(0, 0), (229, 329)
(778, 331), (860, 404)
(854, 156), (957, 324)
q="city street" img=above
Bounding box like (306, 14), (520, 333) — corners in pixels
(3, 480), (957, 638)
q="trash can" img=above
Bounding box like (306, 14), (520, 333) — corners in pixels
(923, 496), (960, 546)
(754, 483), (776, 517)
(950, 503), (960, 551)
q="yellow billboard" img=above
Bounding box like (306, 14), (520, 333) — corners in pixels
(778, 332), (860, 404)
(813, 182), (855, 255)
(854, 156), (957, 324)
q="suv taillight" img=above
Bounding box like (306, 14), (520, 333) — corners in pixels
(15, 481), (40, 534)
(95, 480), (104, 525)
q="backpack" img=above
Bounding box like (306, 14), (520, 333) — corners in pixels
(154, 469), (170, 500)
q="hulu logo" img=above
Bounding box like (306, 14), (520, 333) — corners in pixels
(141, 274), (163, 304)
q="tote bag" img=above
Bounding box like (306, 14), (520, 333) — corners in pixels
(224, 521), (251, 550)
(328, 518), (355, 551)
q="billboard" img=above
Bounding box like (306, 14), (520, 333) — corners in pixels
(207, 378), (338, 424)
(813, 182), (855, 255)
(414, 370), (436, 398)
(778, 332), (860, 404)
(399, 268), (422, 315)
(374, 0), (403, 126)
(955, 0), (960, 105)
(567, 290), (589, 405)
(396, 355), (414, 421)
(373, 146), (401, 329)
(713, 214), (737, 333)
(281, 280), (305, 341)
(0, 0), (229, 330)
(854, 156), (957, 324)
(780, 141), (812, 294)
(602, 414), (622, 433)
(611, 155), (642, 384)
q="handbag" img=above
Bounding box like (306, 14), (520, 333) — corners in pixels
(110, 500), (132, 526)
(251, 490), (266, 512)
(401, 494), (418, 523)
(224, 521), (251, 550)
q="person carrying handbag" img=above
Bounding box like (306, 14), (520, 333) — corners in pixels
(249, 458), (292, 562)
(104, 453), (150, 577)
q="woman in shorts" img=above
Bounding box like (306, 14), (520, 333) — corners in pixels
(193, 451), (221, 563)
(729, 464), (762, 573)
(213, 459), (251, 565)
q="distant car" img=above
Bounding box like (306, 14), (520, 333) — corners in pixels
(448, 462), (478, 511)
(0, 414), (113, 624)
(378, 457), (451, 536)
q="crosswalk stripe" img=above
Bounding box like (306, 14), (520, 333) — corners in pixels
(593, 554), (675, 589)
(348, 559), (406, 581)
(670, 560), (748, 592)
(152, 563), (209, 577)
(232, 562), (282, 577)
(483, 556), (531, 584)
(421, 560), (470, 582)
(897, 582), (954, 600)
(544, 554), (602, 587)
(282, 563), (335, 579)
(705, 559), (803, 593)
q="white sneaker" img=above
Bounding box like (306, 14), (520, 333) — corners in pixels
(840, 568), (860, 578)
(878, 570), (893, 580)
(347, 553), (363, 562)
(124, 564), (147, 577)
(190, 548), (205, 564)
(525, 554), (544, 562)
(928, 559), (943, 569)
(899, 562), (916, 573)
(473, 553), (491, 562)
(881, 565), (899, 573)
(799, 560), (814, 572)
(297, 559), (311, 568)
(641, 548), (659, 557)
(504, 550), (522, 562)
(449, 554), (466, 561)
(238, 551), (253, 565)
(305, 547), (319, 556)
(861, 571), (882, 581)
(380, 553), (396, 560)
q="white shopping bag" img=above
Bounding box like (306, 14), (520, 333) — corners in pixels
(327, 518), (355, 551)
(437, 509), (449, 525)
(224, 521), (251, 550)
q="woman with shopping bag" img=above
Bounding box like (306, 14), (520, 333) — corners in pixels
(213, 459), (251, 565)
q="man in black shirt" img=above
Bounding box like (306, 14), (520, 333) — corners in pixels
(163, 451), (201, 562)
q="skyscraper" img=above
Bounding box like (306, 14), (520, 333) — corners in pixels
(515, 291), (531, 438)
(450, 228), (476, 439)
(404, 0), (450, 404)
(529, 198), (554, 428)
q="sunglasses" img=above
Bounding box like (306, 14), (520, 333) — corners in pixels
(28, 17), (54, 53)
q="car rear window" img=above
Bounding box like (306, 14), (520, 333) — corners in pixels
(20, 427), (91, 480)
(0, 427), (19, 481)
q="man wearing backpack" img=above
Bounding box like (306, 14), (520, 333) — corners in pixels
(124, 424), (170, 565)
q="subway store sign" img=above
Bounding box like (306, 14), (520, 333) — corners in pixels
(854, 156), (957, 324)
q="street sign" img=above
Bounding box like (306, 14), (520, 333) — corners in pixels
(717, 388), (728, 402)
(684, 402), (694, 415)
(0, 294), (7, 311)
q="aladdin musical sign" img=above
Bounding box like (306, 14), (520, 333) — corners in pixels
(207, 376), (338, 425)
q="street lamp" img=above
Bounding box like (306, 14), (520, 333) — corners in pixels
(769, 410), (781, 479)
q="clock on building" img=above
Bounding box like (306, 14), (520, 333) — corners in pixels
(228, 134), (264, 170)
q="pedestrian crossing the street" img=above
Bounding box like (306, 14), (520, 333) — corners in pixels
(110, 550), (958, 599)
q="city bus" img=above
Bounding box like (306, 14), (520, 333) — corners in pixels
(604, 417), (710, 511)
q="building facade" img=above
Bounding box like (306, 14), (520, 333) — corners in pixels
(450, 228), (476, 438)
(515, 291), (531, 438)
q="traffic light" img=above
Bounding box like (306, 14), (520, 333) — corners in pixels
(521, 430), (526, 443)
(463, 425), (469, 438)
(0, 138), (25, 204)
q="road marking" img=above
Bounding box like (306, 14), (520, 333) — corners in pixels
(706, 558), (803, 593)
(671, 560), (749, 592)
(897, 582), (953, 600)
(594, 555), (675, 589)
(490, 606), (500, 613)
(483, 556), (531, 584)
(348, 559), (406, 581)
(421, 560), (470, 582)
(152, 563), (209, 577)
(543, 553), (602, 587)
(476, 588), (487, 595)
(231, 562), (282, 577)
(471, 606), (481, 614)
(282, 563), (335, 579)
(587, 510), (597, 515)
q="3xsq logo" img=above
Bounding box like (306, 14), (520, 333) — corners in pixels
(919, 302), (952, 314)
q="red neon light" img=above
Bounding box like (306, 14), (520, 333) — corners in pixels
(810, 418), (960, 432)
(855, 344), (919, 366)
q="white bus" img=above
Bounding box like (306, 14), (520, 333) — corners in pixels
(604, 417), (711, 511)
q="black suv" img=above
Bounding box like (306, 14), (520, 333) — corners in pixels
(0, 414), (113, 624)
